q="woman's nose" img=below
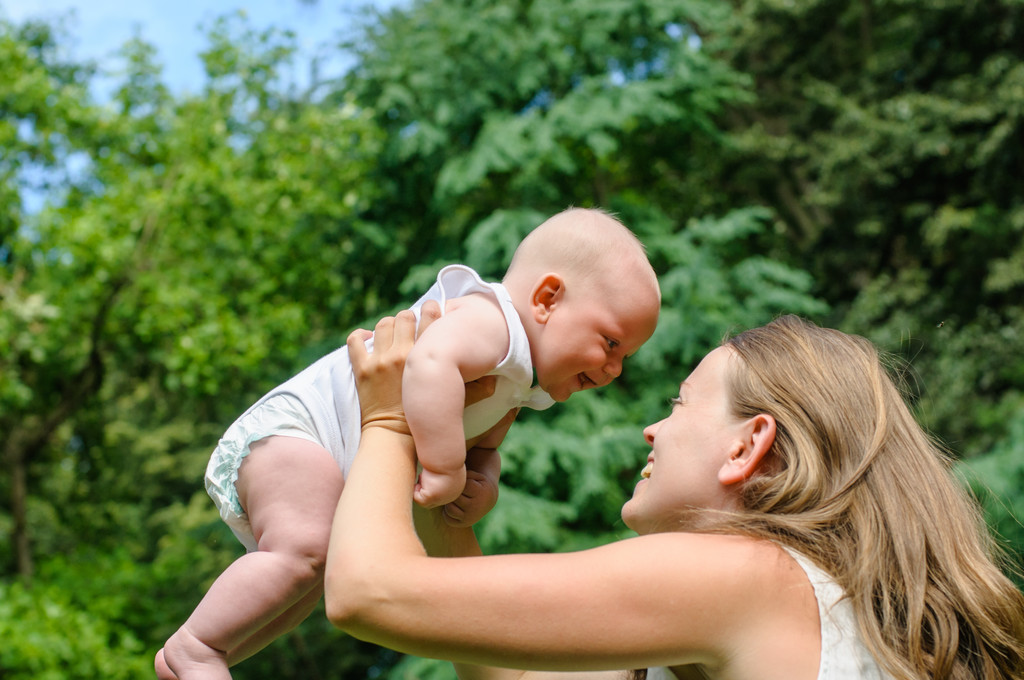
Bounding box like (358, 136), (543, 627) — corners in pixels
(643, 421), (659, 446)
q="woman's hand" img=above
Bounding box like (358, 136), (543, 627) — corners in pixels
(347, 302), (441, 434)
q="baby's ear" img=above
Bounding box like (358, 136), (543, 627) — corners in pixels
(530, 273), (565, 324)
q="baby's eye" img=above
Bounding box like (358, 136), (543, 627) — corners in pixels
(606, 337), (620, 350)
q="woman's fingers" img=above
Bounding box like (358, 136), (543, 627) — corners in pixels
(346, 327), (373, 363)
(348, 301), (443, 434)
(375, 309), (416, 364)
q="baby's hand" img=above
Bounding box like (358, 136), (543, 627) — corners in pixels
(442, 447), (500, 528)
(414, 467), (466, 509)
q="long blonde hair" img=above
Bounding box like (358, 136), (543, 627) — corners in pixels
(720, 315), (1024, 680)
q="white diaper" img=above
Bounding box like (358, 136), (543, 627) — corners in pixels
(204, 393), (322, 552)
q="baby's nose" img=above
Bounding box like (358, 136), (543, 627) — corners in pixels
(604, 358), (623, 380)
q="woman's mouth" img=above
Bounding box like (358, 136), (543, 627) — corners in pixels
(641, 460), (653, 479)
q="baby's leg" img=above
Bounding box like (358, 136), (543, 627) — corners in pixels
(226, 583), (324, 666)
(156, 587), (324, 679)
(159, 437), (343, 679)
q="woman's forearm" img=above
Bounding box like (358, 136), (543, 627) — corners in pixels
(325, 426), (423, 628)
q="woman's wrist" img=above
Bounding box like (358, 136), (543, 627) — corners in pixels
(357, 425), (417, 464)
(360, 415), (412, 436)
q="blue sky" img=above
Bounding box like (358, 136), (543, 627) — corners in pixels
(1, 0), (404, 95)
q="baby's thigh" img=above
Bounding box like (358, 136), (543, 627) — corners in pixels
(235, 436), (344, 556)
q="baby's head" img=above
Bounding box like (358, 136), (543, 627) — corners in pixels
(503, 208), (661, 402)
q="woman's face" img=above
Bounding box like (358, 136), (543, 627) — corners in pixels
(621, 346), (747, 534)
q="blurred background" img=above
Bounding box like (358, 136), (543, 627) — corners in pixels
(1, 0), (1021, 677)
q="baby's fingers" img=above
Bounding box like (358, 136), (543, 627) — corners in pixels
(417, 300), (442, 338)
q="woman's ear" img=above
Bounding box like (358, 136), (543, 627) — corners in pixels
(718, 414), (776, 486)
(531, 273), (565, 324)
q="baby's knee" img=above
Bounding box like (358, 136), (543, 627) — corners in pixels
(257, 521), (333, 579)
(296, 545), (329, 582)
(267, 539), (330, 589)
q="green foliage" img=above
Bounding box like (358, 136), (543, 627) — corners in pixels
(1, 7), (384, 557)
(960, 400), (1024, 580)
(0, 579), (151, 679)
(342, 0), (752, 269)
(389, 655), (457, 680)
(1, 10), (393, 677)
(0, 16), (101, 414)
(1, 0), (1021, 677)
(704, 0), (1024, 454)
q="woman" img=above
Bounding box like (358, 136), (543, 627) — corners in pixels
(326, 307), (1024, 680)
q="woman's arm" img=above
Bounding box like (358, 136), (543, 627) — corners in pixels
(325, 309), (810, 675)
(413, 504), (624, 680)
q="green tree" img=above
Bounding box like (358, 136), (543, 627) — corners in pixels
(339, 0), (752, 268)
(336, 5), (1024, 674)
(689, 0), (1024, 576)
(1, 11), (394, 677)
(702, 0), (1024, 455)
(961, 403), (1024, 587)
(0, 578), (151, 680)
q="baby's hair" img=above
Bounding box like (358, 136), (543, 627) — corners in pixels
(504, 207), (653, 295)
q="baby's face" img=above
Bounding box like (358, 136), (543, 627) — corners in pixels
(532, 284), (659, 402)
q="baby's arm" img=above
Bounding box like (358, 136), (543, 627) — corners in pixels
(403, 293), (510, 508)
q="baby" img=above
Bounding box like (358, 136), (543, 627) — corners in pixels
(155, 207), (661, 679)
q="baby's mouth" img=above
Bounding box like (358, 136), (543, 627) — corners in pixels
(577, 373), (597, 390)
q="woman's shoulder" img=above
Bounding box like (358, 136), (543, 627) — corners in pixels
(628, 532), (800, 573)
(609, 533), (816, 626)
(618, 533), (821, 679)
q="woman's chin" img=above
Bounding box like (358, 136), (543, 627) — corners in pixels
(620, 499), (644, 534)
